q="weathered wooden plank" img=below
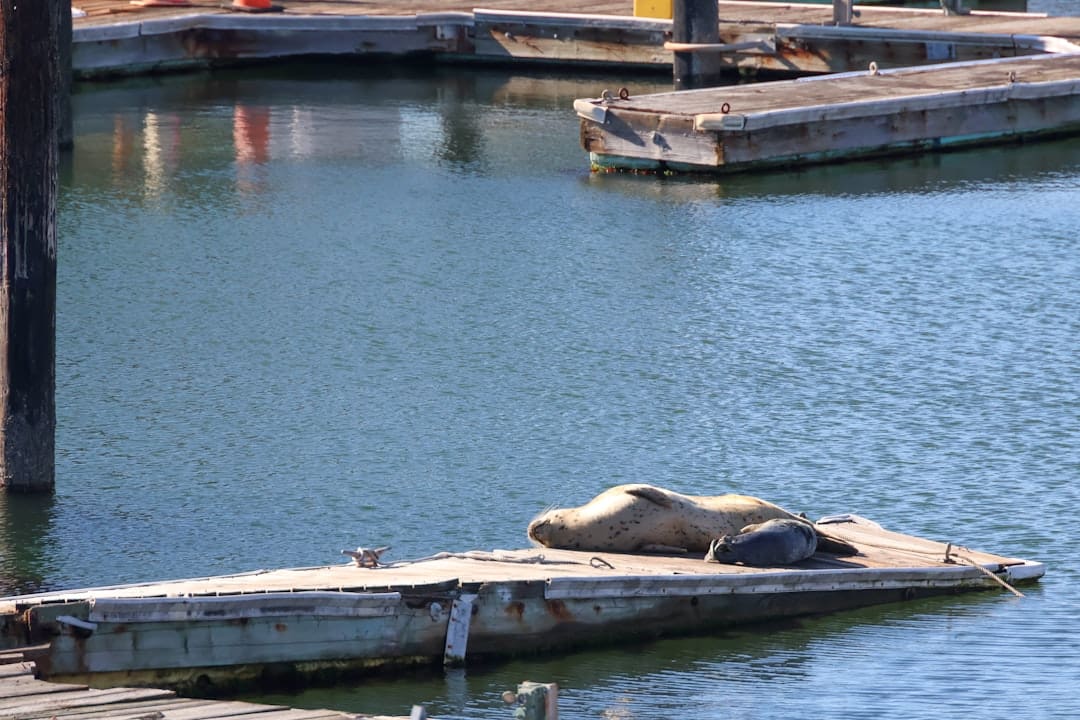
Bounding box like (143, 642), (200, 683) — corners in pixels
(14, 697), (218, 720)
(697, 77), (1080, 131)
(0, 661), (34, 678)
(547, 565), (995, 598)
(233, 711), (352, 720)
(87, 591), (402, 623)
(0, 686), (176, 714)
(0, 693), (357, 720)
(148, 700), (297, 720)
(0, 675), (88, 699)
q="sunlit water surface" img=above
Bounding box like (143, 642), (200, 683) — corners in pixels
(1, 50), (1078, 720)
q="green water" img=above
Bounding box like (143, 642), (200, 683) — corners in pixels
(1, 54), (1078, 718)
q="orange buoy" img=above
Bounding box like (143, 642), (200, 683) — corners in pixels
(231, 0), (280, 11)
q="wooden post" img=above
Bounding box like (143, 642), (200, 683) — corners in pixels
(508, 682), (558, 720)
(0, 0), (60, 493)
(672, 0), (722, 90)
(833, 0), (854, 25)
(57, 0), (73, 149)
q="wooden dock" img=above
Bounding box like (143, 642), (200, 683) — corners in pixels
(70, 0), (1080, 78)
(576, 51), (1080, 173)
(0, 653), (399, 720)
(0, 516), (1044, 695)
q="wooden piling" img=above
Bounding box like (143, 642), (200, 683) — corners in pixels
(56, 0), (73, 149)
(672, 0), (722, 90)
(512, 682), (559, 720)
(0, 0), (59, 493)
(833, 0), (854, 26)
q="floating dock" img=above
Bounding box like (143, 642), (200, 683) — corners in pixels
(575, 52), (1080, 173)
(71, 0), (1080, 78)
(0, 516), (1044, 695)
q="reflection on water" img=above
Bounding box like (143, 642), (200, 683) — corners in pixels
(72, 64), (660, 201)
(0, 494), (56, 596)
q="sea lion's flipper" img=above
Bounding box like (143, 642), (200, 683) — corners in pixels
(625, 486), (673, 508)
(813, 530), (859, 556)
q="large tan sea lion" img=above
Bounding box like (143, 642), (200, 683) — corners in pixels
(527, 484), (857, 556)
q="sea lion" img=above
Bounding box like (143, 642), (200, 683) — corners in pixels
(527, 484), (858, 556)
(705, 518), (818, 566)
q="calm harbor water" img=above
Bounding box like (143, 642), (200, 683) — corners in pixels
(3, 21), (1080, 718)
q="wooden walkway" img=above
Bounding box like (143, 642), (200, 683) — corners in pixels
(69, 0), (1080, 77)
(0, 653), (399, 720)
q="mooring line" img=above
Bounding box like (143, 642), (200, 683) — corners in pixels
(945, 543), (1025, 598)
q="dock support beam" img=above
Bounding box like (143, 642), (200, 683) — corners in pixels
(672, 0), (723, 90)
(0, 0), (60, 493)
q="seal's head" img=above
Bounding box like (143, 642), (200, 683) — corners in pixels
(527, 506), (568, 548)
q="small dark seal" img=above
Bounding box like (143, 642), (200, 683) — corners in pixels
(705, 518), (818, 566)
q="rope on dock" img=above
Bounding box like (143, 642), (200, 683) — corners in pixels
(944, 543), (1025, 598)
(397, 551), (589, 566)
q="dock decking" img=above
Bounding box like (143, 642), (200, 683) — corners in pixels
(0, 654), (395, 720)
(576, 51), (1080, 173)
(71, 1), (1080, 77)
(0, 516), (1044, 695)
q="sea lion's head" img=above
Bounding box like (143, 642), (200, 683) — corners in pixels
(527, 507), (574, 548)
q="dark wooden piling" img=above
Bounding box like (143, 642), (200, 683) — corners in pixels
(0, 0), (60, 493)
(57, 0), (73, 149)
(672, 0), (723, 90)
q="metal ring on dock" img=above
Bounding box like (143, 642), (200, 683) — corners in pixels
(619, 87), (630, 100)
(721, 102), (731, 114)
